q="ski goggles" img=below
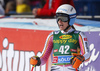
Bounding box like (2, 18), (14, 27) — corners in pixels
(56, 13), (69, 22)
(56, 16), (69, 22)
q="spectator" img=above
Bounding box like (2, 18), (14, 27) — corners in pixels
(41, 0), (46, 7)
(0, 0), (5, 15)
(32, 0), (75, 17)
(16, 0), (31, 14)
(29, 0), (42, 10)
(5, 1), (16, 14)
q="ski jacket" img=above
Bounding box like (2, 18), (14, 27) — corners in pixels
(40, 28), (90, 66)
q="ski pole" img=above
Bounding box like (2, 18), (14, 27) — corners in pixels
(76, 68), (78, 71)
(31, 65), (35, 71)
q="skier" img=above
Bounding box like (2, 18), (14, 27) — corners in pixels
(30, 4), (90, 71)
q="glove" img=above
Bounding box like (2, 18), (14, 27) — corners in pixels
(70, 55), (85, 69)
(30, 56), (41, 66)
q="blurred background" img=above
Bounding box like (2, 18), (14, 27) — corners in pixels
(74, 0), (100, 21)
(0, 0), (100, 21)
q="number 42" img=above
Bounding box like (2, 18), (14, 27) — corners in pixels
(59, 45), (70, 54)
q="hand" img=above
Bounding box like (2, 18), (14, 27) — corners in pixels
(30, 56), (41, 66)
(71, 55), (85, 69)
(32, 8), (38, 16)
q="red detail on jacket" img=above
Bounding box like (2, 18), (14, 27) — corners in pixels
(52, 56), (58, 63)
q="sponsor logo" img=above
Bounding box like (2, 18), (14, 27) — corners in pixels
(59, 35), (72, 39)
(57, 8), (67, 12)
(84, 38), (87, 41)
(71, 49), (77, 52)
(0, 38), (46, 71)
(54, 49), (58, 52)
(53, 56), (72, 63)
(70, 15), (76, 18)
(68, 39), (77, 44)
(53, 56), (58, 63)
(79, 44), (100, 71)
(53, 40), (67, 44)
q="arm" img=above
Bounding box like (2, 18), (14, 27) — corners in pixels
(79, 32), (90, 60)
(40, 32), (53, 65)
(30, 32), (53, 66)
(71, 32), (90, 69)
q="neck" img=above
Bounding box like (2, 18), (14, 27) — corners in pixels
(64, 26), (72, 32)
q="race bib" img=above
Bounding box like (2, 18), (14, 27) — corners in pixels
(53, 56), (72, 64)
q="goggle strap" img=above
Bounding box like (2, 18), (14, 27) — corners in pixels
(64, 25), (70, 31)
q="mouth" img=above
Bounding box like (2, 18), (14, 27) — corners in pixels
(59, 24), (63, 28)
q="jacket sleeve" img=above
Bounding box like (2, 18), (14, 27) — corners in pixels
(40, 32), (53, 65)
(37, 0), (75, 17)
(79, 32), (90, 60)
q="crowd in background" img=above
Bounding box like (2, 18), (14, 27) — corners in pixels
(0, 0), (46, 15)
(0, 0), (100, 20)
(0, 0), (75, 18)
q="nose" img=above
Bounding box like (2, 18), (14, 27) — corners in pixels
(58, 19), (63, 24)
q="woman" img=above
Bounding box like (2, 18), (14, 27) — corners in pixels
(30, 4), (90, 71)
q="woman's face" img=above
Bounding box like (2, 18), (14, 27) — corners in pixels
(58, 19), (69, 31)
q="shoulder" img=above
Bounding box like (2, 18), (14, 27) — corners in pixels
(73, 30), (87, 37)
(78, 31), (87, 38)
(79, 31), (86, 36)
(47, 31), (54, 38)
(73, 30), (80, 34)
(53, 30), (60, 35)
(73, 30), (85, 35)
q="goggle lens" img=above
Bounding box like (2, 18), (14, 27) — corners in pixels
(57, 16), (69, 22)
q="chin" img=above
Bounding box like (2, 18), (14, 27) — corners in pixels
(60, 28), (64, 30)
